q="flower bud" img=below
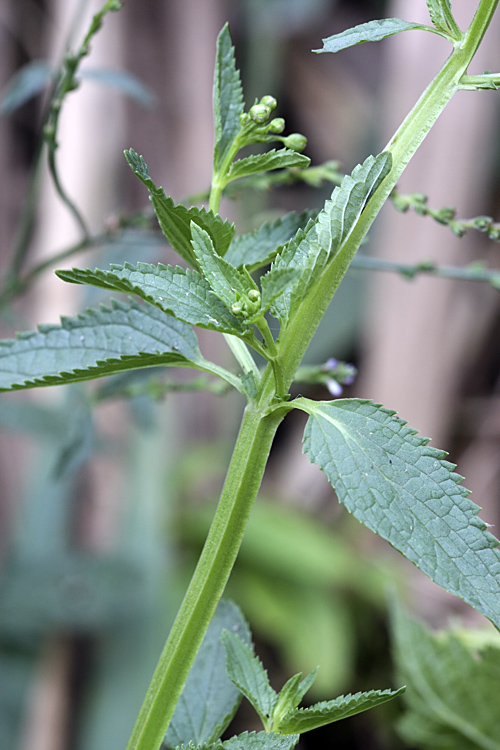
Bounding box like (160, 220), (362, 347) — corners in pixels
(282, 133), (307, 152)
(248, 289), (260, 303)
(260, 95), (277, 111)
(268, 118), (285, 134)
(249, 104), (270, 124)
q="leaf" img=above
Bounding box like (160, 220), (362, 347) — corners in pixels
(259, 267), (299, 314)
(276, 687), (406, 734)
(271, 153), (391, 326)
(425, 0), (457, 36)
(314, 19), (433, 55)
(221, 731), (298, 750)
(228, 150), (310, 181)
(190, 223), (256, 311)
(213, 24), (244, 171)
(56, 263), (249, 335)
(0, 299), (207, 392)
(124, 149), (234, 266)
(392, 602), (500, 750)
(272, 669), (318, 728)
(1, 60), (52, 114)
(164, 600), (251, 749)
(221, 629), (278, 725)
(296, 397), (500, 628)
(81, 68), (157, 108)
(224, 211), (317, 272)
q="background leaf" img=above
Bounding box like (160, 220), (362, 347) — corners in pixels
(392, 602), (500, 749)
(81, 67), (157, 108)
(56, 264), (248, 335)
(314, 19), (432, 55)
(164, 600), (251, 749)
(0, 300), (207, 391)
(213, 24), (244, 171)
(1, 60), (52, 114)
(296, 397), (500, 629)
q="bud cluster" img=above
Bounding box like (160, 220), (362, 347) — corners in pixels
(231, 288), (261, 318)
(238, 95), (307, 153)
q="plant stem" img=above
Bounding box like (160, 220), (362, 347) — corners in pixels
(126, 397), (282, 750)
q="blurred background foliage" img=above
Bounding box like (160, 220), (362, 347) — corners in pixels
(0, 1), (500, 749)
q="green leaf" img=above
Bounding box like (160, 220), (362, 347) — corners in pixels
(56, 263), (249, 335)
(392, 602), (500, 750)
(190, 223), (257, 312)
(425, 0), (460, 38)
(124, 149), (234, 266)
(296, 397), (500, 628)
(259, 267), (299, 314)
(228, 150), (310, 182)
(276, 687), (406, 734)
(221, 731), (298, 750)
(272, 669), (318, 728)
(0, 300), (207, 392)
(314, 19), (434, 54)
(271, 153), (391, 326)
(164, 600), (251, 749)
(224, 211), (317, 272)
(213, 24), (244, 171)
(221, 629), (278, 726)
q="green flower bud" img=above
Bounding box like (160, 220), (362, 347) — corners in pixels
(260, 95), (277, 111)
(239, 112), (251, 126)
(247, 289), (260, 303)
(282, 133), (307, 152)
(249, 104), (270, 124)
(268, 118), (285, 134)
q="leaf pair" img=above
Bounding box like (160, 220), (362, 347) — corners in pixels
(163, 598), (403, 750)
(221, 627), (403, 735)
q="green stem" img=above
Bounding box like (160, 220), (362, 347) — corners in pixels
(279, 0), (499, 387)
(126, 397), (282, 750)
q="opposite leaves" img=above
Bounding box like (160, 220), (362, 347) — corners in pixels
(296, 398), (500, 629)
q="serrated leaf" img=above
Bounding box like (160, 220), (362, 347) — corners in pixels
(190, 223), (256, 311)
(124, 149), (234, 266)
(228, 150), (310, 181)
(164, 600), (251, 749)
(277, 687), (406, 734)
(213, 24), (244, 171)
(271, 153), (391, 326)
(56, 263), (248, 335)
(0, 300), (206, 392)
(224, 211), (317, 272)
(314, 19), (431, 54)
(295, 397), (500, 628)
(392, 602), (500, 750)
(221, 731), (298, 750)
(1, 60), (52, 114)
(221, 630), (278, 725)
